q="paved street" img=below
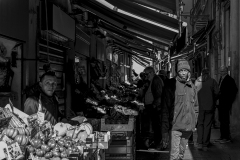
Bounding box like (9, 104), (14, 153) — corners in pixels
(136, 128), (240, 160)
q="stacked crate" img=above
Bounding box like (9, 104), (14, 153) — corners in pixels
(100, 116), (136, 160)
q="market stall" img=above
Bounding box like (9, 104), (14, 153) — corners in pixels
(0, 101), (110, 160)
(0, 80), (142, 160)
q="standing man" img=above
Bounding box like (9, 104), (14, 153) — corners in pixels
(137, 72), (147, 89)
(24, 70), (59, 125)
(158, 70), (168, 85)
(195, 68), (219, 151)
(215, 66), (238, 143)
(141, 66), (164, 150)
(161, 59), (199, 160)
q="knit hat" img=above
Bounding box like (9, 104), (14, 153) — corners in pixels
(177, 59), (190, 72)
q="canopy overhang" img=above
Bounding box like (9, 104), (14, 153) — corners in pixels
(128, 0), (177, 14)
(77, 0), (178, 43)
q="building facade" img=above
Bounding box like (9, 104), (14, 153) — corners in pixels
(190, 0), (240, 131)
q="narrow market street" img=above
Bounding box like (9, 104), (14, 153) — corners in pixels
(1, 0), (240, 160)
(136, 128), (240, 160)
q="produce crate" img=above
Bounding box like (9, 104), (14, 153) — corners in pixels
(100, 117), (135, 132)
(104, 131), (136, 160)
(84, 148), (101, 160)
(111, 131), (135, 141)
(86, 131), (111, 149)
(105, 153), (135, 160)
(106, 146), (135, 155)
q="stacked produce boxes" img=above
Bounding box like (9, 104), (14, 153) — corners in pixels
(101, 116), (136, 160)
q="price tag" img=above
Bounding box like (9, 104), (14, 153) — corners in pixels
(0, 141), (10, 160)
(37, 111), (45, 124)
(37, 94), (45, 124)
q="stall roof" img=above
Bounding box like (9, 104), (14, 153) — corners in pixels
(105, 0), (178, 29)
(99, 20), (169, 49)
(129, 0), (177, 14)
(78, 0), (178, 42)
(196, 20), (215, 44)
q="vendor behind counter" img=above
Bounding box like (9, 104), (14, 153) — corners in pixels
(23, 70), (62, 125)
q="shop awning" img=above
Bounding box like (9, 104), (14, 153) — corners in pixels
(171, 40), (207, 60)
(99, 20), (169, 49)
(77, 0), (178, 42)
(105, 0), (178, 29)
(128, 0), (177, 14)
(132, 54), (151, 65)
(192, 27), (206, 44)
(170, 21), (214, 61)
(196, 20), (215, 44)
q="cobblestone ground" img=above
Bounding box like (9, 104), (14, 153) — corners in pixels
(136, 128), (240, 160)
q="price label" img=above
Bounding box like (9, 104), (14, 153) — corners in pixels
(37, 111), (45, 124)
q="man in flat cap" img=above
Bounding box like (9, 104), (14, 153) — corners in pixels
(214, 66), (238, 143)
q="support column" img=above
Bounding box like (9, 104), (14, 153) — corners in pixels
(230, 0), (240, 130)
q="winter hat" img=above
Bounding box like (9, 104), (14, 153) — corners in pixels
(177, 59), (190, 72)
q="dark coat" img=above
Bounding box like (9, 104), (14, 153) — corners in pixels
(24, 88), (59, 125)
(219, 74), (238, 107)
(140, 75), (164, 110)
(195, 75), (219, 110)
(161, 78), (199, 133)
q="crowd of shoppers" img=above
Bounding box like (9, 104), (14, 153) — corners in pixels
(136, 59), (238, 160)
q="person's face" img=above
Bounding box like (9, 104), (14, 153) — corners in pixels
(40, 75), (57, 96)
(220, 71), (227, 77)
(178, 69), (189, 80)
(145, 70), (154, 81)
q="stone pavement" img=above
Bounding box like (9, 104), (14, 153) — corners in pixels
(136, 128), (240, 160)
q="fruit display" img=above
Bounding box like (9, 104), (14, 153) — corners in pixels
(27, 136), (82, 160)
(0, 117), (109, 160)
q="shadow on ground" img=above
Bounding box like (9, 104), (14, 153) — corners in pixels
(136, 129), (240, 160)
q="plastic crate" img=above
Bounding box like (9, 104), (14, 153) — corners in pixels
(101, 117), (135, 132)
(105, 132), (136, 155)
(111, 131), (135, 140)
(105, 154), (135, 160)
(105, 146), (135, 154)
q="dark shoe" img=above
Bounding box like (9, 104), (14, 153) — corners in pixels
(202, 147), (208, 151)
(207, 142), (214, 147)
(219, 139), (231, 144)
(197, 144), (203, 150)
(214, 138), (223, 143)
(144, 139), (150, 149)
(148, 142), (162, 151)
(212, 124), (220, 129)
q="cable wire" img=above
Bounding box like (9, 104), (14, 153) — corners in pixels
(44, 0), (50, 63)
